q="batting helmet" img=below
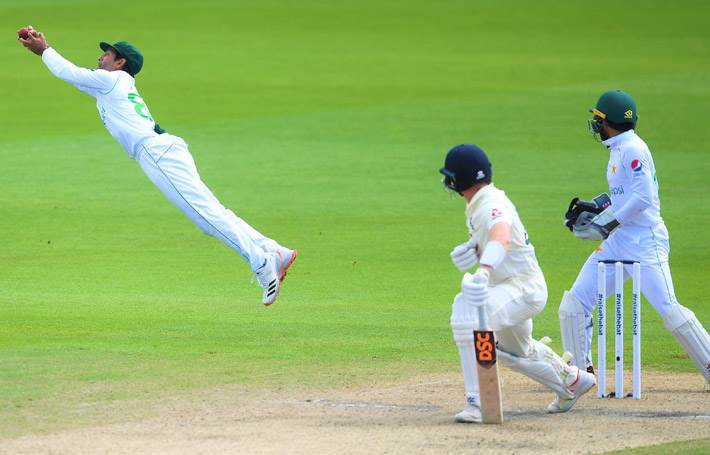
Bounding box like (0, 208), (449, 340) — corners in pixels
(439, 144), (492, 193)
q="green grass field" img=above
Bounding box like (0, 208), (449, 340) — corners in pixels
(1, 0), (709, 443)
(605, 438), (710, 455)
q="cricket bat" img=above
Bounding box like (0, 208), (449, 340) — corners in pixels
(474, 305), (503, 424)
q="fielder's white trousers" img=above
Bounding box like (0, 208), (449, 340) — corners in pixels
(569, 223), (686, 368)
(571, 223), (678, 316)
(135, 134), (275, 272)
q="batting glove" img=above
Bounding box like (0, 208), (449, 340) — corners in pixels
(461, 268), (489, 307)
(450, 238), (478, 272)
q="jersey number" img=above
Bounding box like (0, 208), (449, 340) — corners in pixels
(128, 93), (154, 121)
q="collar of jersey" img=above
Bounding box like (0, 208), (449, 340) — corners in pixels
(467, 183), (496, 213)
(602, 129), (635, 148)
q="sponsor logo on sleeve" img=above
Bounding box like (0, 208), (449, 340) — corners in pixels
(610, 185), (624, 195)
(631, 159), (643, 173)
(490, 208), (503, 219)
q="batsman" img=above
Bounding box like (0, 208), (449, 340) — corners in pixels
(441, 144), (595, 423)
(561, 90), (710, 384)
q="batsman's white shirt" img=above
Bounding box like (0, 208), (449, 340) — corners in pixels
(458, 184), (547, 352)
(465, 184), (542, 285)
(40, 47), (276, 271)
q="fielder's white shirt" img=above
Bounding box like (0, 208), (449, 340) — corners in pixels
(465, 184), (541, 284)
(41, 47), (158, 158)
(603, 130), (663, 228)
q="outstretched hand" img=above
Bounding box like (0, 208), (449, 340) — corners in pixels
(18, 26), (49, 55)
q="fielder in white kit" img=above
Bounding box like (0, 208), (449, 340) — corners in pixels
(562, 90), (710, 383)
(441, 144), (595, 423)
(18, 27), (297, 306)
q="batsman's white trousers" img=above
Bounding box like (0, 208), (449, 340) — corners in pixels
(135, 134), (272, 272)
(453, 270), (547, 357)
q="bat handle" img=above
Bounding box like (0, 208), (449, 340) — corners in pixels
(478, 304), (488, 330)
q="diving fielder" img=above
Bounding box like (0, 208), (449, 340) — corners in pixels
(442, 144), (595, 423)
(18, 27), (297, 305)
(562, 90), (710, 383)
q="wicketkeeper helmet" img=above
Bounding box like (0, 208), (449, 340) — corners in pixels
(591, 90), (638, 126)
(439, 144), (492, 193)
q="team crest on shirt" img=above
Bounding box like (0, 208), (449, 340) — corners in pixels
(491, 208), (503, 219)
(631, 159), (642, 172)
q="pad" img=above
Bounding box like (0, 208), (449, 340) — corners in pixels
(558, 291), (589, 370)
(451, 296), (480, 401)
(497, 338), (574, 398)
(662, 305), (710, 383)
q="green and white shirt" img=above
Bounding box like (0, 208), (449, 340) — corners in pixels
(42, 47), (158, 158)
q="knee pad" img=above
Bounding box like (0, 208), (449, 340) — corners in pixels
(451, 296), (477, 346)
(662, 304), (698, 331)
(451, 321), (475, 346)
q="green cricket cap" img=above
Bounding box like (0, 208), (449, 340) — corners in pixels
(590, 90), (638, 125)
(99, 41), (143, 76)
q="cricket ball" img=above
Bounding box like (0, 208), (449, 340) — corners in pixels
(18, 27), (30, 39)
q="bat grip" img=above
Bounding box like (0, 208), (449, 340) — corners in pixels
(478, 305), (488, 330)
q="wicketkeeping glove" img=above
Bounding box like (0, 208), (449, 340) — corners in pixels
(461, 268), (489, 307)
(450, 238), (478, 272)
(572, 206), (620, 241)
(564, 193), (612, 231)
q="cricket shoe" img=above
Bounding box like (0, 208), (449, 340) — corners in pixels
(255, 253), (280, 306)
(454, 405), (482, 424)
(276, 247), (298, 282)
(547, 367), (596, 413)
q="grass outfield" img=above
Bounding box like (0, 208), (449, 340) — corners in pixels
(605, 438), (710, 454)
(2, 0), (709, 436)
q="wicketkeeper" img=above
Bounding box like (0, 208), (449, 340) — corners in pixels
(442, 144), (595, 423)
(560, 90), (710, 383)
